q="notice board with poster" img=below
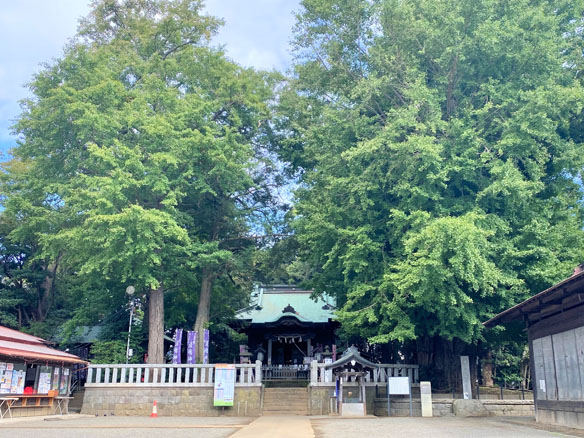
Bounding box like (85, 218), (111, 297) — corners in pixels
(213, 364), (235, 407)
(0, 363), (11, 394)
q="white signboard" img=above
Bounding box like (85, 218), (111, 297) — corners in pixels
(214, 364), (235, 407)
(388, 376), (410, 395)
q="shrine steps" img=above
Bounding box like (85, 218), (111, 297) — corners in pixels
(68, 388), (85, 413)
(262, 387), (309, 416)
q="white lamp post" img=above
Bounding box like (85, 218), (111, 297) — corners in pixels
(125, 286), (135, 364)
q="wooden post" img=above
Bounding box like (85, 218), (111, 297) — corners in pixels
(267, 339), (272, 365)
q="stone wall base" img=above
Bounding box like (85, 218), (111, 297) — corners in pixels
(82, 386), (261, 417)
(537, 408), (584, 430)
(374, 398), (534, 417)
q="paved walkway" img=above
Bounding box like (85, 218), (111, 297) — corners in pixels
(1, 415), (582, 438)
(230, 416), (314, 438)
(312, 416), (581, 438)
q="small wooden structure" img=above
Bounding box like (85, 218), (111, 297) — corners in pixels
(325, 346), (379, 416)
(484, 266), (584, 429)
(0, 325), (86, 417)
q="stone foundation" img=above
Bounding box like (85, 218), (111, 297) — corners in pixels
(482, 400), (534, 416)
(537, 406), (584, 429)
(374, 398), (534, 417)
(309, 386), (377, 415)
(82, 386), (261, 417)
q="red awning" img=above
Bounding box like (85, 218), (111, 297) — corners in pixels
(0, 346), (86, 365)
(0, 325), (87, 365)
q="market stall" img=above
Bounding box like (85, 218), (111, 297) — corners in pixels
(0, 325), (86, 417)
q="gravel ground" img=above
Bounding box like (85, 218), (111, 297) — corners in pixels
(0, 415), (253, 438)
(311, 416), (581, 438)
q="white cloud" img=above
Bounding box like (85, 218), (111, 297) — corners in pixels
(204, 0), (300, 71)
(0, 0), (300, 149)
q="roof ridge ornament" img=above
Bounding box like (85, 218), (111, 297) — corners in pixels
(282, 304), (296, 313)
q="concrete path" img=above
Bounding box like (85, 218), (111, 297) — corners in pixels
(230, 416), (315, 438)
(312, 416), (581, 438)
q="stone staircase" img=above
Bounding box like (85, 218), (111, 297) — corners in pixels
(262, 387), (308, 416)
(68, 388), (85, 413)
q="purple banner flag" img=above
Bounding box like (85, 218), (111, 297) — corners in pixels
(203, 329), (210, 364)
(187, 331), (196, 364)
(172, 328), (183, 364)
(332, 344), (337, 361)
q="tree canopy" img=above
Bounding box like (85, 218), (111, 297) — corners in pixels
(2, 0), (278, 363)
(276, 0), (584, 382)
(1, 0), (583, 383)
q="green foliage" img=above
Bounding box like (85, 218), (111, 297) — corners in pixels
(90, 341), (128, 364)
(2, 0), (281, 361)
(281, 0), (584, 353)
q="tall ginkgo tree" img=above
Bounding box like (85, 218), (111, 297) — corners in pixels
(5, 0), (276, 363)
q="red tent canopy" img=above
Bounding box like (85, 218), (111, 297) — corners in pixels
(0, 325), (87, 365)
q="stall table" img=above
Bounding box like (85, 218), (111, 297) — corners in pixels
(0, 397), (17, 419)
(54, 396), (74, 415)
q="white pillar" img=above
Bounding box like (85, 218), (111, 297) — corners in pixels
(310, 360), (318, 384)
(255, 360), (262, 384)
(268, 338), (272, 365)
(461, 356), (472, 399)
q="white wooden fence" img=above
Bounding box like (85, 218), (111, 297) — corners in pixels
(85, 362), (261, 387)
(310, 362), (419, 386)
(85, 360), (418, 388)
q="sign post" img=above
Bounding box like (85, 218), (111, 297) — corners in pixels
(214, 364), (236, 407)
(460, 356), (472, 400)
(387, 376), (412, 417)
(420, 381), (432, 417)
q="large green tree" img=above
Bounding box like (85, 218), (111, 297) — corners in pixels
(5, 0), (276, 363)
(280, 0), (584, 385)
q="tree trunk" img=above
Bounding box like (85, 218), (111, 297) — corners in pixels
(147, 284), (165, 364)
(37, 257), (60, 321)
(194, 269), (213, 363)
(482, 350), (495, 387)
(416, 335), (433, 367)
(433, 337), (465, 392)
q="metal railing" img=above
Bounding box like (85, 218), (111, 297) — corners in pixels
(261, 364), (310, 380)
(85, 362), (262, 387)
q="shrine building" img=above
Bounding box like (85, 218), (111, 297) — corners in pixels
(234, 285), (338, 366)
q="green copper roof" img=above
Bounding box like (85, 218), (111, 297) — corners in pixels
(235, 285), (336, 324)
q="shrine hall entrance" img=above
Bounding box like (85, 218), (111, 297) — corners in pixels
(272, 339), (308, 365)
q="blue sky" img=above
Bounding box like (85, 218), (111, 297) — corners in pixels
(0, 0), (300, 156)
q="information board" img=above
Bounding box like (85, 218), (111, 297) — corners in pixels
(214, 364), (235, 407)
(0, 363), (10, 394)
(387, 376), (412, 417)
(388, 376), (410, 395)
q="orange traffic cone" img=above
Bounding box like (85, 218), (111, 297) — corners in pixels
(150, 400), (158, 418)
